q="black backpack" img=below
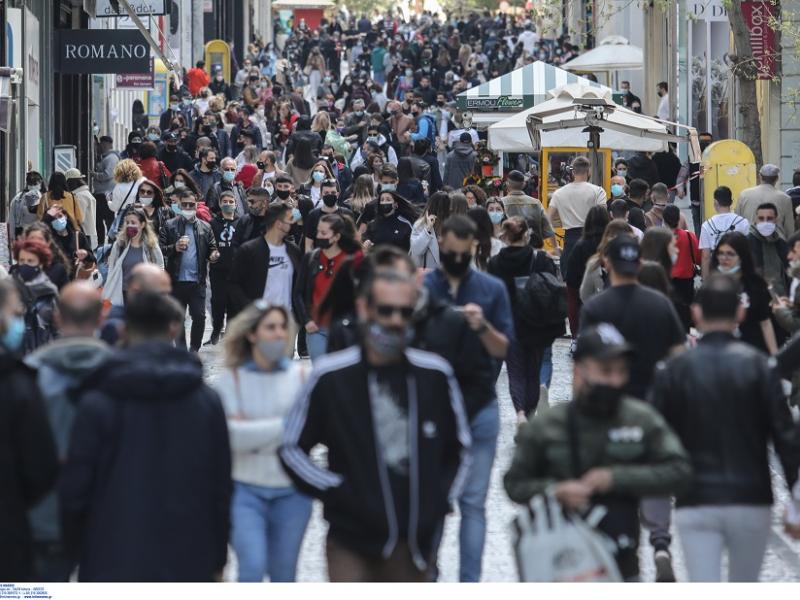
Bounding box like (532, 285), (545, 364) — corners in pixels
(513, 251), (568, 332)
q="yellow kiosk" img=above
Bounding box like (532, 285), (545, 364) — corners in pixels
(539, 146), (613, 208)
(204, 40), (232, 83)
(701, 140), (757, 219)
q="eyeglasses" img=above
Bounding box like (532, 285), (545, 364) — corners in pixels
(375, 304), (415, 319)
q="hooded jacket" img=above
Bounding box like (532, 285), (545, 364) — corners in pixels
(0, 351), (59, 582)
(443, 143), (476, 189)
(12, 271), (58, 355)
(59, 342), (232, 581)
(24, 338), (112, 546)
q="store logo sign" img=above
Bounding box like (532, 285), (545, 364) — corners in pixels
(54, 29), (150, 74)
(465, 95), (524, 110)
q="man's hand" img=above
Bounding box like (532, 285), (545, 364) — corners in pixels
(581, 467), (614, 494)
(306, 320), (319, 334)
(462, 303), (487, 333)
(46, 206), (62, 218)
(209, 250), (220, 263)
(772, 296), (792, 311)
(75, 249), (88, 262)
(677, 188), (686, 199)
(554, 480), (592, 511)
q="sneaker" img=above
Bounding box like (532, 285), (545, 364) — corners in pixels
(654, 549), (676, 582)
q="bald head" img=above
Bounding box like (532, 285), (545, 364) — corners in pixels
(56, 281), (103, 336)
(128, 263), (172, 297)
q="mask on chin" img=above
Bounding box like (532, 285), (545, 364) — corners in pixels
(575, 384), (624, 419)
(365, 321), (413, 361)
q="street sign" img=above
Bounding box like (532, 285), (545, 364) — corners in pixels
(115, 70), (155, 89)
(94, 0), (166, 17)
(54, 30), (150, 74)
(54, 145), (77, 173)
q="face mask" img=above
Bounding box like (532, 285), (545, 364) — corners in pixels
(380, 183), (396, 193)
(312, 171), (326, 183)
(206, 161), (217, 169)
(440, 250), (471, 278)
(576, 383), (623, 419)
(275, 189), (291, 200)
(405, 70), (414, 77)
(17, 264), (40, 282)
(616, 169), (628, 178)
(170, 103), (179, 111)
(147, 133), (159, 141)
(140, 197), (153, 207)
(171, 202), (181, 214)
(1, 316), (25, 352)
(322, 193), (338, 208)
(367, 136), (379, 144)
(221, 203), (236, 215)
(366, 320), (413, 360)
(611, 184), (624, 198)
(718, 264), (741, 275)
(378, 203), (394, 216)
(174, 181), (185, 189)
(223, 171), (236, 183)
(355, 110), (364, 117)
(315, 237), (331, 249)
(489, 211), (503, 224)
(289, 208), (301, 223)
(756, 221), (777, 237)
(256, 339), (286, 363)
(52, 216), (68, 232)
(181, 209), (197, 221)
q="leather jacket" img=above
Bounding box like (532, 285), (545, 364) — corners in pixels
(650, 331), (800, 507)
(159, 216), (218, 283)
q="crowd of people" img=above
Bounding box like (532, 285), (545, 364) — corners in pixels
(5, 8), (800, 586)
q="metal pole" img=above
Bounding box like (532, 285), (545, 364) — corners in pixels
(20, 6), (28, 182)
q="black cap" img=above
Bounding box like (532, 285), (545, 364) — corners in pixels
(574, 323), (632, 361)
(459, 132), (473, 144)
(606, 234), (640, 275)
(165, 132), (179, 142)
(507, 170), (525, 183)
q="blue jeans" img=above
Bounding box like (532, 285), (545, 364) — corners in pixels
(307, 328), (329, 362)
(539, 344), (553, 389)
(373, 70), (386, 85)
(458, 401), (499, 582)
(230, 482), (312, 582)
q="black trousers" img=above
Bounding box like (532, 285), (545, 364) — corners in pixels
(506, 341), (546, 415)
(560, 227), (583, 280)
(172, 281), (206, 351)
(691, 202), (702, 237)
(209, 269), (230, 334)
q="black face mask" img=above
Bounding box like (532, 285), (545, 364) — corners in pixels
(576, 384), (624, 419)
(206, 161), (217, 169)
(315, 237), (331, 249)
(275, 189), (291, 200)
(378, 203), (394, 216)
(322, 193), (338, 207)
(440, 250), (471, 278)
(17, 264), (40, 282)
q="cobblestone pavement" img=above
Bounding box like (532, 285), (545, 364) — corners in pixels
(198, 327), (800, 582)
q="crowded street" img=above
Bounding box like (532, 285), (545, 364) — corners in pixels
(4, 0), (800, 590)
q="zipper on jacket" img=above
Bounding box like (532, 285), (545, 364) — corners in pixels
(407, 373), (427, 571)
(367, 371), (399, 560)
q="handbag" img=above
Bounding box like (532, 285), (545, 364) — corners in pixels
(511, 403), (623, 582)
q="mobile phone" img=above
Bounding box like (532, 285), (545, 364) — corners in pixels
(768, 285), (780, 302)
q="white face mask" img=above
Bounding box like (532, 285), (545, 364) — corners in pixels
(756, 221), (777, 237)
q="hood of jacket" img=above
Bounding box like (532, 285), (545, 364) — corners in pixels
(453, 143), (475, 158)
(496, 245), (533, 270)
(26, 337), (111, 377)
(87, 341), (205, 402)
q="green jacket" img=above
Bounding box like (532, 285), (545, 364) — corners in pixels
(505, 398), (691, 504)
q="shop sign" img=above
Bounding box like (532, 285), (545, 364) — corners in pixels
(465, 96), (525, 110)
(54, 30), (150, 74)
(742, 1), (778, 79)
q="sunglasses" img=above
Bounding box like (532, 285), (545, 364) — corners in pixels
(375, 304), (415, 319)
(180, 202), (197, 209)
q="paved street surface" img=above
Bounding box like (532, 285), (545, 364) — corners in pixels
(198, 328), (800, 582)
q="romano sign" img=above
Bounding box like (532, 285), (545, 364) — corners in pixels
(54, 30), (150, 74)
(464, 96), (525, 110)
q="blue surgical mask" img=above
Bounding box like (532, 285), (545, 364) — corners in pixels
(611, 183), (624, 198)
(171, 202), (181, 214)
(223, 170), (236, 183)
(312, 171), (325, 183)
(0, 316), (25, 353)
(718, 264), (741, 275)
(52, 216), (68, 232)
(489, 211), (503, 224)
(381, 183), (396, 192)
(616, 169), (628, 178)
(147, 133), (160, 141)
(291, 208), (302, 222)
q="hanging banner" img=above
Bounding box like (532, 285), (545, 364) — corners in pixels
(54, 29), (150, 74)
(741, 1), (778, 79)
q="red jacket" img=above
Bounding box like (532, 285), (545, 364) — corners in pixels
(136, 157), (171, 189)
(235, 164), (258, 189)
(671, 227), (699, 280)
(186, 67), (210, 97)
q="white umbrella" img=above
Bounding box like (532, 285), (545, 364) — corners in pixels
(560, 41), (643, 72)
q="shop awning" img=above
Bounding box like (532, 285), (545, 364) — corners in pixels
(456, 61), (608, 118)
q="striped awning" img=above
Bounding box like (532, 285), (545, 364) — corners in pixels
(456, 61), (608, 112)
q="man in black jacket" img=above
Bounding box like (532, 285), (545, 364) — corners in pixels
(279, 270), (472, 582)
(208, 192), (239, 344)
(0, 279), (59, 582)
(158, 132), (194, 174)
(59, 291), (232, 581)
(228, 201), (303, 317)
(205, 157), (248, 218)
(651, 274), (800, 582)
(231, 187), (271, 250)
(159, 190), (220, 351)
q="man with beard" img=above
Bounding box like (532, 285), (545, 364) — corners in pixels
(279, 269), (471, 581)
(504, 323), (691, 582)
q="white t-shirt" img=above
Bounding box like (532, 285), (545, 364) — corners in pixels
(549, 181), (608, 230)
(263, 243), (294, 309)
(310, 186), (321, 208)
(698, 213), (750, 250)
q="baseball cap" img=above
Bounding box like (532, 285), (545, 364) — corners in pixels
(574, 323), (632, 361)
(760, 163), (780, 177)
(63, 167), (84, 180)
(129, 134), (143, 145)
(507, 170), (525, 183)
(165, 132), (179, 142)
(459, 132), (473, 144)
(606, 234), (640, 275)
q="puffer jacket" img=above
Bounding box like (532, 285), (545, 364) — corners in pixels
(651, 331), (800, 507)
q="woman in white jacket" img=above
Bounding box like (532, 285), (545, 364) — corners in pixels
(102, 208), (164, 307)
(409, 191), (451, 269)
(214, 302), (311, 582)
(109, 159), (145, 214)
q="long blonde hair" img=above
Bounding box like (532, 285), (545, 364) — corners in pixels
(223, 302), (295, 368)
(117, 208), (159, 250)
(114, 159), (142, 183)
(349, 174), (374, 213)
(311, 110), (331, 133)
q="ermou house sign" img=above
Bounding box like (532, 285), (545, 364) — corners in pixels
(54, 30), (150, 74)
